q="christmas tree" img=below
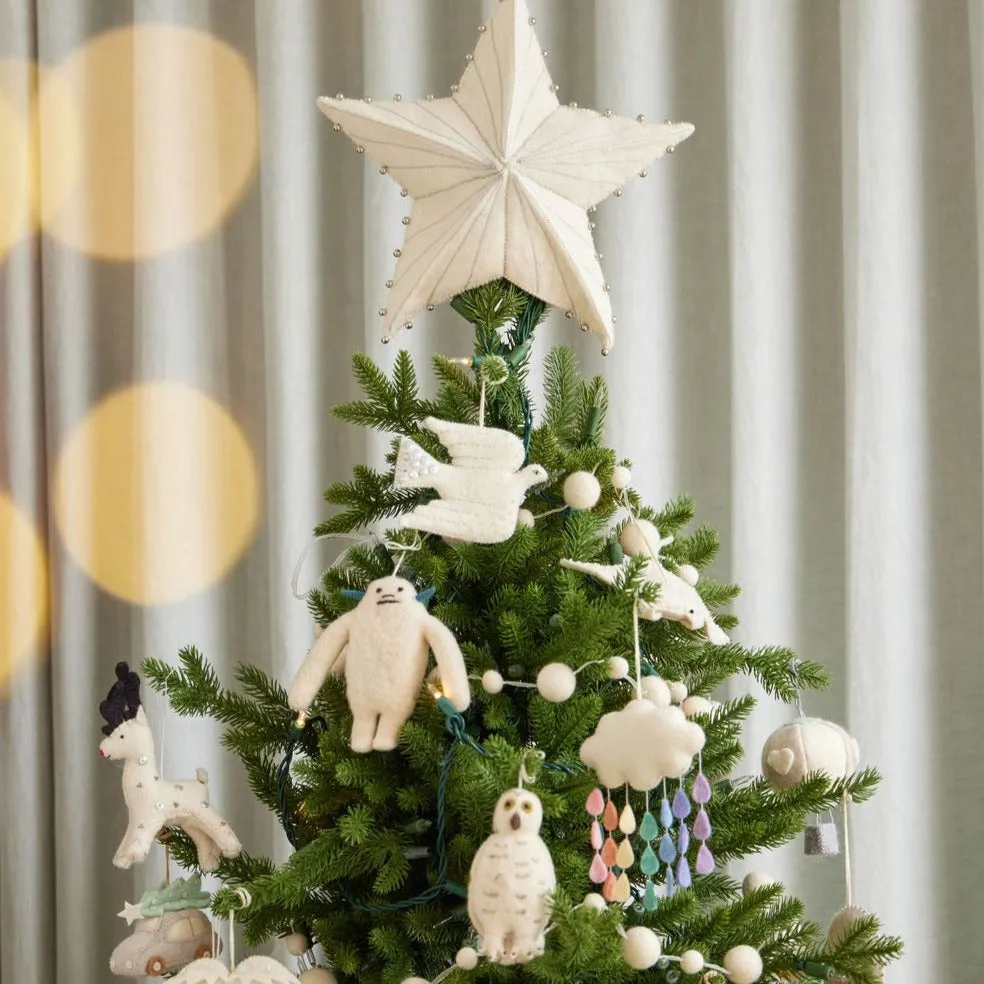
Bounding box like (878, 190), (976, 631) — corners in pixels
(133, 4), (901, 983)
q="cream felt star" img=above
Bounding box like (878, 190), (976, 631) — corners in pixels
(317, 0), (693, 352)
(118, 900), (144, 926)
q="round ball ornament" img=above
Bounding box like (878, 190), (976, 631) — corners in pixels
(742, 871), (778, 895)
(455, 947), (479, 970)
(620, 519), (668, 558)
(640, 675), (672, 707)
(608, 656), (630, 680)
(682, 695), (713, 717)
(517, 508), (535, 529)
(722, 945), (763, 984)
(761, 717), (860, 790)
(679, 950), (705, 974)
(282, 932), (311, 956)
(481, 669), (504, 694)
(299, 970), (337, 984)
(401, 978), (430, 984)
(582, 892), (607, 911)
(622, 926), (662, 970)
(610, 465), (632, 490)
(668, 680), (688, 704)
(827, 907), (885, 983)
(537, 662), (577, 702)
(563, 471), (602, 510)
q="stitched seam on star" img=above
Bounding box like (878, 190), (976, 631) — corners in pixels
(509, 20), (552, 156)
(357, 101), (491, 162)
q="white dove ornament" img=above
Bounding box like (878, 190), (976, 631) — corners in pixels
(468, 788), (556, 966)
(288, 576), (470, 752)
(560, 520), (730, 645)
(395, 417), (548, 544)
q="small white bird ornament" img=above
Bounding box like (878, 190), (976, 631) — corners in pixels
(288, 576), (470, 752)
(394, 417), (548, 544)
(468, 788), (556, 966)
(561, 519), (730, 645)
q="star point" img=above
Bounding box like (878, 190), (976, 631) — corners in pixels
(118, 900), (144, 925)
(317, 0), (692, 350)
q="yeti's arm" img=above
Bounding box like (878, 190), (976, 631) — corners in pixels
(288, 612), (354, 712)
(558, 558), (620, 585)
(423, 615), (471, 712)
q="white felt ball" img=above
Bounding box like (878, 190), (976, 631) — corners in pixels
(283, 932), (311, 956)
(677, 563), (699, 586)
(622, 926), (662, 970)
(607, 656), (630, 680)
(582, 892), (608, 911)
(517, 508), (535, 528)
(537, 663), (577, 702)
(401, 978), (430, 984)
(761, 717), (859, 791)
(668, 680), (688, 703)
(640, 675), (672, 707)
(299, 970), (337, 984)
(456, 946), (479, 970)
(722, 945), (763, 984)
(742, 872), (778, 895)
(682, 695), (713, 717)
(620, 519), (664, 558)
(610, 465), (632, 490)
(827, 908), (884, 982)
(679, 950), (705, 974)
(481, 669), (504, 695)
(563, 471), (602, 510)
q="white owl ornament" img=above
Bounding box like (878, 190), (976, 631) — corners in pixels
(467, 788), (556, 966)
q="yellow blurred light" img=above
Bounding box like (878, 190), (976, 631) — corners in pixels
(53, 382), (260, 605)
(0, 60), (38, 260)
(39, 25), (258, 260)
(0, 493), (48, 695)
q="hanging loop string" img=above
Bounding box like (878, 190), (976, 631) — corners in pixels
(228, 887), (251, 970)
(842, 792), (853, 908)
(517, 749), (545, 789)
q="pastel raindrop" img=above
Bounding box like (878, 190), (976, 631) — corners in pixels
(603, 798), (619, 831)
(589, 852), (608, 884)
(695, 843), (715, 875)
(677, 824), (690, 854)
(692, 772), (712, 804)
(619, 802), (637, 835)
(693, 808), (712, 841)
(601, 835), (618, 867)
(641, 842), (660, 876)
(659, 796), (674, 829)
(590, 819), (603, 850)
(665, 867), (676, 896)
(616, 837), (635, 869)
(613, 870), (631, 902)
(602, 869), (617, 901)
(658, 831), (677, 864)
(586, 788), (605, 815)
(676, 856), (692, 889)
(640, 810), (659, 841)
(672, 786), (691, 820)
(644, 879), (658, 911)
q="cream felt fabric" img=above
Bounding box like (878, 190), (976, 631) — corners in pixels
(559, 554), (729, 645)
(579, 698), (705, 790)
(109, 908), (214, 978)
(316, 0), (692, 352)
(288, 575), (470, 752)
(394, 417), (548, 543)
(468, 788), (555, 965)
(761, 717), (860, 791)
(98, 706), (242, 872)
(169, 955), (302, 984)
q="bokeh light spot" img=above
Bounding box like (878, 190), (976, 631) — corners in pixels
(0, 60), (37, 260)
(40, 25), (259, 260)
(54, 382), (260, 605)
(0, 493), (48, 695)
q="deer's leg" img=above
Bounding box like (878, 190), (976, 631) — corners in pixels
(179, 819), (222, 872)
(114, 820), (156, 868)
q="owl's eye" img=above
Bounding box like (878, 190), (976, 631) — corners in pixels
(397, 585), (404, 591)
(521, 801), (534, 813)
(376, 586), (383, 593)
(503, 798), (515, 810)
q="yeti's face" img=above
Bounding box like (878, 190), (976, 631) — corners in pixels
(492, 788), (543, 835)
(363, 576), (417, 609)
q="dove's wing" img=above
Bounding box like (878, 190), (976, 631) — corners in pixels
(230, 956), (302, 984)
(422, 417), (524, 471)
(404, 499), (518, 544)
(559, 558), (623, 586)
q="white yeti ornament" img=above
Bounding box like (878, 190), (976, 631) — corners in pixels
(468, 788), (556, 965)
(394, 417), (548, 543)
(560, 519), (729, 645)
(288, 576), (470, 752)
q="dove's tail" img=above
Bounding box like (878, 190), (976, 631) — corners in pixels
(394, 437), (441, 489)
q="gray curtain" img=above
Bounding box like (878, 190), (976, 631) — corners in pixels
(2, 2), (982, 982)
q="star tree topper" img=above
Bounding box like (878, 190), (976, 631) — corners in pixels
(317, 0), (693, 353)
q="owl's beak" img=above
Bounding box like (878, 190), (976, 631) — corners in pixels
(510, 812), (521, 830)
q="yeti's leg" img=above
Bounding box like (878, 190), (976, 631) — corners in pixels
(371, 710), (406, 751)
(350, 712), (378, 753)
(480, 933), (506, 965)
